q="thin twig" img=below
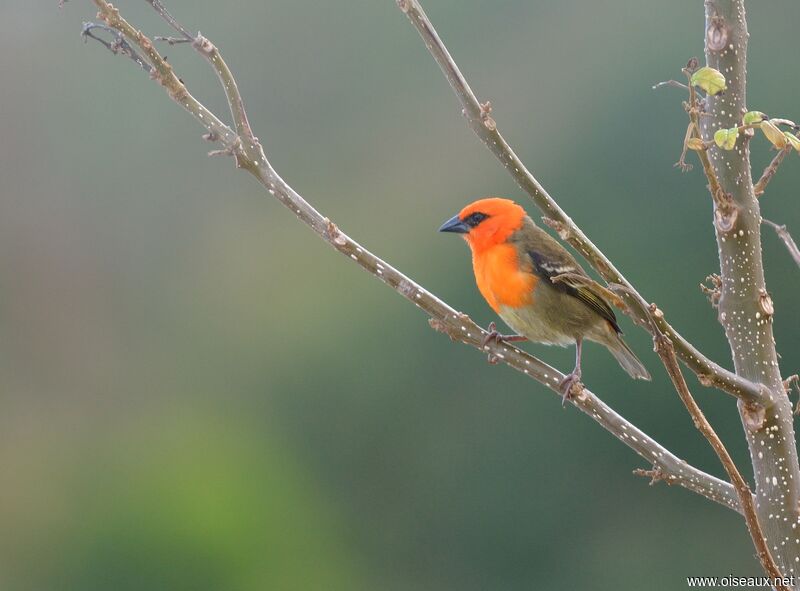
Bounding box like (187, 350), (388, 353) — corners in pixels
(82, 0), (742, 514)
(144, 0), (194, 41)
(81, 22), (151, 73)
(785, 375), (800, 414)
(652, 79), (690, 91)
(143, 1), (256, 156)
(763, 218), (800, 268)
(754, 146), (791, 197)
(153, 36), (192, 45)
(88, 3), (238, 156)
(396, 0), (764, 406)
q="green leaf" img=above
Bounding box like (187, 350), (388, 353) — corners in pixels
(743, 111), (766, 125)
(784, 132), (800, 152)
(760, 121), (788, 149)
(690, 66), (726, 95)
(713, 128), (738, 150)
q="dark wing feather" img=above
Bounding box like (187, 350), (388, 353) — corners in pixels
(527, 250), (622, 334)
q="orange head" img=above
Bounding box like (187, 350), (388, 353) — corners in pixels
(438, 197), (527, 252)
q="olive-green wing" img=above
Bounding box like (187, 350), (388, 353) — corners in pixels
(527, 249), (621, 334)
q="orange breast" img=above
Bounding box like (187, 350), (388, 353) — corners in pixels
(472, 243), (536, 312)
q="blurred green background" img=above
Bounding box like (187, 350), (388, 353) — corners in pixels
(1, 1), (799, 589)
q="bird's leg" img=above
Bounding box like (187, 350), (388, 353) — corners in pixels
(482, 321), (528, 365)
(559, 338), (584, 406)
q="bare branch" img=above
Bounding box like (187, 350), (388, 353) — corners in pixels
(652, 79), (690, 91)
(396, 0), (764, 406)
(613, 286), (783, 586)
(701, 0), (800, 577)
(82, 0), (742, 514)
(90, 1), (238, 155)
(660, 330), (783, 585)
(754, 146), (791, 197)
(153, 36), (192, 45)
(145, 0), (194, 41)
(141, 0), (256, 157)
(81, 22), (151, 73)
(763, 218), (800, 268)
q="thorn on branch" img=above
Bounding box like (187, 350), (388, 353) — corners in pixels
(81, 22), (152, 73)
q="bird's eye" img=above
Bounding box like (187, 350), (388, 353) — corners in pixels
(465, 212), (489, 227)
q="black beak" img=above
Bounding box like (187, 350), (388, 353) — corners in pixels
(438, 214), (469, 234)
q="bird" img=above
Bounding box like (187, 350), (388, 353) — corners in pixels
(439, 197), (650, 400)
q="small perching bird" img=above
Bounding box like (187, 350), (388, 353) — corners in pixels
(439, 197), (650, 400)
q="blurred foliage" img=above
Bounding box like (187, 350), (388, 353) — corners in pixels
(1, 1), (799, 589)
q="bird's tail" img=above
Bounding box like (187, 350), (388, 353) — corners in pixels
(606, 334), (651, 381)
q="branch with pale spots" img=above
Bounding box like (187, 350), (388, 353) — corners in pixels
(612, 285), (784, 586)
(700, 0), (800, 579)
(397, 0), (765, 406)
(399, 0), (792, 579)
(76, 0), (743, 514)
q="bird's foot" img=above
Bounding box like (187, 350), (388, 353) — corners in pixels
(482, 321), (527, 364)
(558, 370), (583, 407)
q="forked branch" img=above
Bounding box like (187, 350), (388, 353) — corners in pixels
(398, 0), (787, 579)
(80, 0), (741, 513)
(396, 0), (765, 406)
(611, 285), (783, 586)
